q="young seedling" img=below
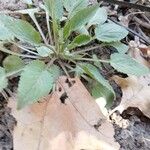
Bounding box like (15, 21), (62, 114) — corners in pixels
(0, 0), (149, 109)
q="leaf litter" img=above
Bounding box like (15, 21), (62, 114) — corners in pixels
(109, 37), (150, 150)
(1, 0), (150, 149)
(8, 76), (119, 150)
(7, 36), (150, 150)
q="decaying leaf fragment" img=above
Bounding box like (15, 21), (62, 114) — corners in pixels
(112, 75), (150, 118)
(8, 76), (119, 150)
(112, 40), (150, 118)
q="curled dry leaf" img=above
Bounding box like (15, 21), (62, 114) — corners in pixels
(112, 75), (150, 118)
(129, 40), (150, 66)
(113, 40), (150, 118)
(8, 76), (119, 150)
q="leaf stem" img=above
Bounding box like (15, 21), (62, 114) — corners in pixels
(19, 45), (40, 56)
(12, 42), (40, 56)
(73, 45), (101, 55)
(50, 3), (59, 54)
(0, 46), (40, 59)
(74, 57), (110, 63)
(46, 12), (53, 45)
(58, 60), (71, 80)
(46, 57), (56, 68)
(29, 13), (48, 44)
(6, 68), (24, 77)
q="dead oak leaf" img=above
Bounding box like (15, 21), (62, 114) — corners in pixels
(8, 76), (119, 150)
(112, 75), (150, 118)
(129, 40), (150, 67)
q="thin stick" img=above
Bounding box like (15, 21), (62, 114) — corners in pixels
(137, 26), (150, 42)
(133, 16), (150, 29)
(99, 0), (150, 12)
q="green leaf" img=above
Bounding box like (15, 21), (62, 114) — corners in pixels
(108, 42), (129, 53)
(74, 65), (84, 77)
(0, 23), (14, 41)
(76, 26), (89, 35)
(110, 53), (150, 76)
(0, 14), (41, 45)
(18, 60), (60, 109)
(68, 0), (88, 18)
(48, 65), (61, 81)
(67, 34), (92, 50)
(3, 56), (25, 73)
(0, 67), (8, 92)
(63, 5), (99, 39)
(44, 0), (63, 20)
(63, 0), (76, 12)
(63, 0), (88, 17)
(22, 0), (33, 5)
(91, 82), (114, 107)
(36, 46), (54, 57)
(92, 54), (102, 69)
(87, 7), (107, 27)
(95, 22), (128, 42)
(79, 63), (115, 96)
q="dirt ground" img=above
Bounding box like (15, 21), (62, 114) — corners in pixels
(0, 0), (150, 150)
(0, 94), (16, 150)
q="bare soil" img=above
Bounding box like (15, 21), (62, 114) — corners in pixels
(0, 94), (16, 150)
(114, 116), (150, 150)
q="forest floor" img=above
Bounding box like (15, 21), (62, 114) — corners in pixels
(0, 0), (150, 150)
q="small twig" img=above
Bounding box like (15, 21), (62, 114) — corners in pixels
(99, 0), (150, 12)
(133, 16), (150, 29)
(5, 88), (15, 98)
(1, 90), (9, 100)
(141, 13), (150, 23)
(137, 26), (150, 42)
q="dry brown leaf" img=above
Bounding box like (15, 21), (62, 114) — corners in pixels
(111, 39), (150, 119)
(112, 75), (150, 118)
(129, 40), (150, 67)
(8, 77), (119, 150)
